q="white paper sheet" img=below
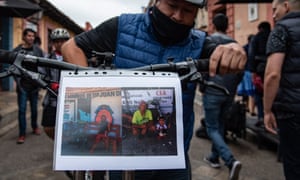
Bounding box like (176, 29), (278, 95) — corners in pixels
(53, 70), (185, 170)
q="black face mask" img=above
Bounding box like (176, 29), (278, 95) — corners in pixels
(150, 6), (193, 45)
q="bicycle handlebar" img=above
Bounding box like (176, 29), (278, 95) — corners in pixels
(0, 50), (17, 64)
(0, 49), (229, 95)
(0, 50), (90, 71)
(0, 49), (208, 72)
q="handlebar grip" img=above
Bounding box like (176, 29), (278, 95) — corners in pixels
(0, 50), (18, 64)
(194, 58), (209, 72)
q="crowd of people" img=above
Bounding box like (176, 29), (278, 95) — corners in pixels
(10, 0), (300, 179)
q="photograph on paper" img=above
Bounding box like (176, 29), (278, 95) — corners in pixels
(60, 87), (177, 156)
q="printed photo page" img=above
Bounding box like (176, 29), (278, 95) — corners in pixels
(53, 70), (185, 170)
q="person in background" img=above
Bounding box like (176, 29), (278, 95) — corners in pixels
(40, 28), (75, 179)
(61, 0), (246, 179)
(202, 13), (243, 180)
(34, 36), (42, 47)
(264, 0), (300, 179)
(41, 28), (70, 140)
(13, 28), (44, 144)
(34, 36), (46, 56)
(237, 34), (256, 116)
(271, 0), (292, 22)
(248, 21), (271, 127)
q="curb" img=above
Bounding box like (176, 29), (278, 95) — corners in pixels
(0, 105), (43, 137)
(0, 90), (45, 138)
(0, 105), (18, 137)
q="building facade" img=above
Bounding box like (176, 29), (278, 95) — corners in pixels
(0, 0), (84, 91)
(206, 0), (273, 45)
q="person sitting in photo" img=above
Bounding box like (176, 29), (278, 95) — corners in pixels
(98, 114), (109, 133)
(132, 100), (154, 137)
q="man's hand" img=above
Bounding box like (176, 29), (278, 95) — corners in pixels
(264, 112), (278, 134)
(209, 43), (246, 76)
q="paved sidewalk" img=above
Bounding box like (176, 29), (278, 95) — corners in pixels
(0, 90), (285, 179)
(0, 90), (44, 137)
(190, 100), (284, 180)
(0, 91), (19, 137)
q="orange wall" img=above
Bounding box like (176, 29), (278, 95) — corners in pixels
(206, 2), (274, 46)
(12, 18), (25, 50)
(12, 16), (80, 53)
(234, 3), (273, 45)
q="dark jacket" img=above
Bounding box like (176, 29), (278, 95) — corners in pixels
(248, 30), (270, 80)
(41, 52), (62, 107)
(272, 12), (300, 113)
(13, 44), (44, 91)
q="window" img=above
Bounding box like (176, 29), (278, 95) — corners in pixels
(248, 3), (258, 21)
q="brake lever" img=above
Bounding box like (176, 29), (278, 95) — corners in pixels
(4, 53), (50, 90)
(179, 58), (229, 96)
(182, 71), (229, 96)
(179, 58), (198, 82)
(0, 68), (13, 79)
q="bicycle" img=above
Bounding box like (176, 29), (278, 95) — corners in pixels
(0, 49), (228, 180)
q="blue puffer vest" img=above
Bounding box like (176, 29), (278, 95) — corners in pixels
(114, 12), (206, 152)
(273, 12), (300, 114)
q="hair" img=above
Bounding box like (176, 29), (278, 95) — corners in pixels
(22, 28), (36, 37)
(289, 0), (300, 10)
(290, 0), (300, 3)
(247, 34), (254, 42)
(139, 100), (148, 109)
(212, 13), (228, 33)
(158, 116), (165, 121)
(258, 21), (271, 32)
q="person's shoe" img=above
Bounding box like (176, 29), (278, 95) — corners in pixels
(17, 136), (25, 144)
(228, 160), (242, 180)
(203, 156), (221, 168)
(32, 128), (41, 135)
